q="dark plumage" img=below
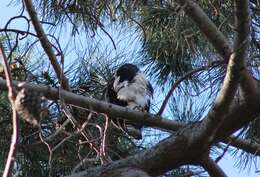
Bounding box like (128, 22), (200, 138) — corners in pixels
(105, 63), (153, 139)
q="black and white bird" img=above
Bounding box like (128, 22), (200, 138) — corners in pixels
(105, 63), (153, 139)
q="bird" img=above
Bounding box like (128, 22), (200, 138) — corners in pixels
(105, 63), (153, 139)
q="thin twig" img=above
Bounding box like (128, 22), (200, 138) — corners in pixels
(215, 127), (247, 163)
(100, 114), (111, 164)
(60, 98), (101, 157)
(39, 130), (53, 177)
(0, 42), (19, 177)
(0, 43), (15, 99)
(157, 66), (206, 116)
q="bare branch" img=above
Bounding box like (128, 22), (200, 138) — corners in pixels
(234, 0), (260, 100)
(0, 79), (259, 158)
(224, 136), (260, 156)
(7, 79), (183, 130)
(0, 42), (19, 177)
(23, 0), (70, 90)
(0, 43), (16, 100)
(201, 157), (227, 177)
(39, 130), (53, 177)
(200, 0), (253, 144)
(157, 66), (210, 116)
(175, 0), (232, 61)
(0, 28), (38, 38)
(100, 114), (112, 164)
(60, 99), (101, 158)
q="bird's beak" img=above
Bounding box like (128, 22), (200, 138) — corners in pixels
(113, 76), (128, 92)
(113, 76), (120, 92)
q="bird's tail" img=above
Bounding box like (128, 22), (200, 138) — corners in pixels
(125, 123), (142, 140)
(111, 119), (142, 140)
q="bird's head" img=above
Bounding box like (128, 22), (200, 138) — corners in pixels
(113, 63), (139, 92)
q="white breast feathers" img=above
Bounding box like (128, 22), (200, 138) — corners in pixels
(115, 72), (151, 109)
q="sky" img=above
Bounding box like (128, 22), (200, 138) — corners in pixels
(0, 1), (259, 177)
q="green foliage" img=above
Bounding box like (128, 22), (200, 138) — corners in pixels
(33, 0), (143, 35)
(140, 4), (197, 83)
(1, 0), (260, 176)
(137, 0), (235, 84)
(31, 0), (234, 84)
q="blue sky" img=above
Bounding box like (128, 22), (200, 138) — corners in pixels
(0, 1), (259, 177)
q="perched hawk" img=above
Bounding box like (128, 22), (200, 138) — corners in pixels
(106, 63), (153, 139)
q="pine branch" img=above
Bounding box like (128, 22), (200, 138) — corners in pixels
(234, 0), (260, 101)
(157, 66), (207, 116)
(62, 101), (260, 177)
(175, 0), (232, 61)
(224, 136), (260, 156)
(23, 0), (70, 90)
(197, 0), (255, 145)
(0, 79), (260, 159)
(0, 79), (183, 132)
(201, 157), (227, 177)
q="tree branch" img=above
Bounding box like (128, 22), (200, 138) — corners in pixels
(63, 133), (196, 177)
(157, 66), (207, 116)
(23, 0), (70, 90)
(214, 101), (260, 142)
(0, 42), (19, 177)
(201, 157), (227, 177)
(234, 0), (260, 101)
(198, 0), (253, 145)
(224, 136), (260, 156)
(63, 100), (260, 177)
(0, 79), (183, 132)
(0, 79), (260, 159)
(175, 0), (232, 61)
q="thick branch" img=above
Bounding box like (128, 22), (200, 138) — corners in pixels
(0, 79), (183, 131)
(23, 0), (69, 90)
(63, 132), (201, 177)
(175, 0), (232, 60)
(199, 0), (252, 144)
(1, 79), (260, 158)
(201, 157), (227, 177)
(234, 0), (250, 64)
(234, 0), (259, 101)
(70, 167), (151, 177)
(63, 101), (260, 177)
(214, 101), (260, 142)
(224, 136), (260, 156)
